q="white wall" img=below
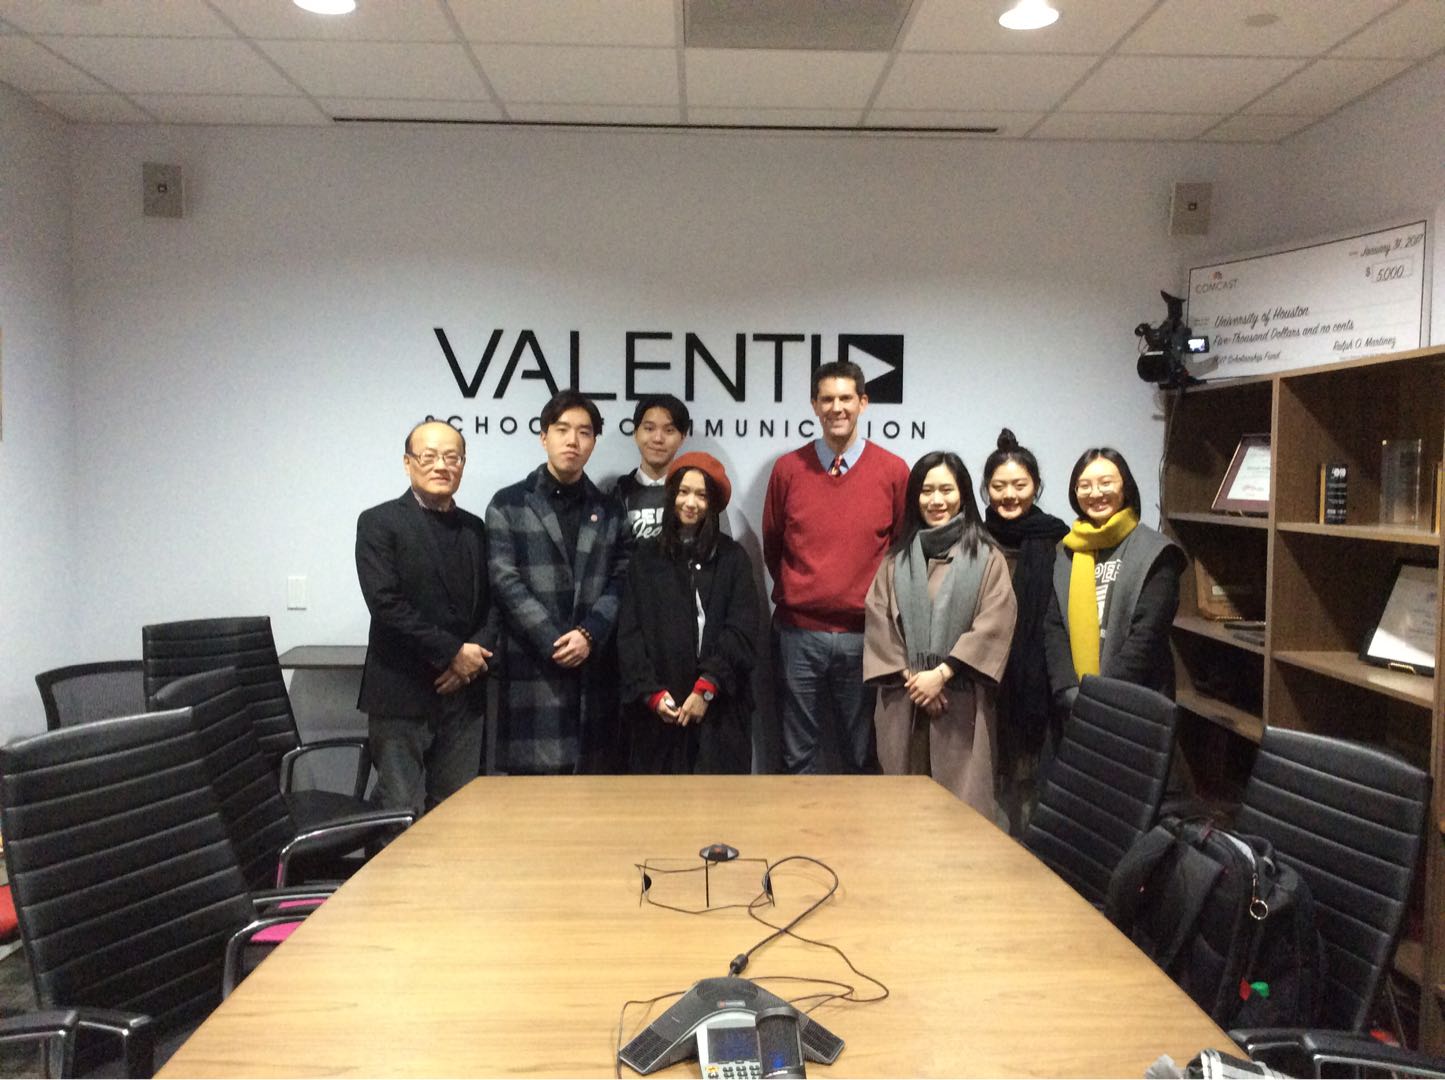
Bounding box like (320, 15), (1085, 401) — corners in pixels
(0, 86), (77, 739)
(58, 123), (1283, 684)
(1256, 54), (1445, 343)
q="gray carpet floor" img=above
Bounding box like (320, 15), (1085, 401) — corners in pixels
(0, 946), (43, 1078)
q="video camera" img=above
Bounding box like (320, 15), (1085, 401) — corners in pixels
(1135, 291), (1213, 388)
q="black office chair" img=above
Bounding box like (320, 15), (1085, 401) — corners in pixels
(1021, 674), (1180, 908)
(0, 1010), (80, 1078)
(1229, 726), (1433, 1075)
(152, 667), (412, 888)
(34, 660), (145, 730)
(0, 709), (327, 1077)
(141, 615), (372, 805)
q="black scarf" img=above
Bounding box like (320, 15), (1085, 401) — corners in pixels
(985, 505), (1068, 758)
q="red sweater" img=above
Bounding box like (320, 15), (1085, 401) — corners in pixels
(762, 441), (910, 632)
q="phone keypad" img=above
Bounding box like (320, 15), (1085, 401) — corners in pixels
(705, 1063), (762, 1080)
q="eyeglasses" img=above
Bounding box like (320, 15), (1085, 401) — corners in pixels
(1074, 480), (1118, 495)
(408, 450), (464, 469)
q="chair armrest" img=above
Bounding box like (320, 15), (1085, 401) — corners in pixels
(251, 884), (337, 908)
(223, 912), (319, 997)
(275, 810), (414, 886)
(0, 1009), (78, 1078)
(1228, 1028), (1309, 1076)
(1300, 1032), (1445, 1077)
(72, 1008), (156, 1078)
(279, 737), (372, 801)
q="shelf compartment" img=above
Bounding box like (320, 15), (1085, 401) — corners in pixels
(1176, 688), (1264, 743)
(1168, 511), (1270, 530)
(1273, 650), (1433, 708)
(1174, 614), (1266, 655)
(1277, 521), (1441, 547)
(1163, 381), (1273, 518)
(1274, 353), (1444, 528)
(1271, 528), (1439, 654)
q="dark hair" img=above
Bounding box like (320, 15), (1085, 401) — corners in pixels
(405, 419), (466, 457)
(1067, 447), (1142, 519)
(658, 464), (722, 563)
(810, 360), (866, 401)
(892, 451), (989, 558)
(980, 427), (1043, 501)
(540, 389), (603, 435)
(631, 394), (690, 433)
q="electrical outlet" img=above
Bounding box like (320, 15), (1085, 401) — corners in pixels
(287, 575), (307, 610)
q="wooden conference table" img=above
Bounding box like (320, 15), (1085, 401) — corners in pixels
(161, 776), (1229, 1077)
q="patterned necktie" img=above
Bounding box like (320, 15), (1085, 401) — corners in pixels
(830, 456), (844, 477)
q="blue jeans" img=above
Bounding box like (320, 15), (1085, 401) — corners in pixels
(775, 625), (874, 774)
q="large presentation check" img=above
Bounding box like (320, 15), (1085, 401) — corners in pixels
(1188, 220), (1429, 380)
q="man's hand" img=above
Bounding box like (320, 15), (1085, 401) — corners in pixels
(434, 642), (492, 694)
(552, 629), (591, 668)
(675, 692), (709, 727)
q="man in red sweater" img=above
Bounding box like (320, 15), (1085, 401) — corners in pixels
(763, 360), (909, 773)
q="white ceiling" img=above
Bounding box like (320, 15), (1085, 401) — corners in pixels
(0, 0), (1441, 142)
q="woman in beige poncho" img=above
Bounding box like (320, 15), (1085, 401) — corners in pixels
(863, 450), (1018, 819)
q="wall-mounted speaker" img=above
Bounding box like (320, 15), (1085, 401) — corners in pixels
(143, 162), (184, 218)
(1169, 181), (1212, 236)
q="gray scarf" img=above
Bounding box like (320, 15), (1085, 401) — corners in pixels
(895, 515), (986, 674)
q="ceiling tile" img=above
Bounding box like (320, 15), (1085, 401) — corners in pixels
(688, 106), (863, 127)
(507, 102), (682, 123)
(130, 94), (327, 125)
(875, 52), (1096, 111)
(686, 49), (885, 109)
(1062, 56), (1304, 113)
(451, 0), (676, 47)
(320, 97), (505, 121)
(0, 0), (230, 37)
(1201, 113), (1316, 142)
(903, 0), (1154, 54)
(865, 108), (1042, 133)
(209, 0), (456, 42)
(32, 92), (153, 123)
(0, 35), (110, 92)
(1245, 58), (1410, 115)
(1120, 0), (1395, 57)
(41, 36), (297, 94)
(1332, 0), (1445, 59)
(1032, 111), (1221, 139)
(259, 41), (485, 100)
(474, 44), (678, 105)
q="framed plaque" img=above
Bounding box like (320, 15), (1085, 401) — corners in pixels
(1212, 434), (1271, 515)
(1360, 560), (1437, 677)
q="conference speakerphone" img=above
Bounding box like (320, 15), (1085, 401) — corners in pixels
(618, 977), (842, 1075)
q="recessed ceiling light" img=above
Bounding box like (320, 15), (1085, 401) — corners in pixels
(293, 0), (356, 14)
(999, 0), (1060, 31)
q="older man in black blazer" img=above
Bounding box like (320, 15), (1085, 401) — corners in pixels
(356, 420), (494, 814)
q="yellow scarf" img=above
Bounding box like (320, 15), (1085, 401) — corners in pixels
(1061, 508), (1139, 678)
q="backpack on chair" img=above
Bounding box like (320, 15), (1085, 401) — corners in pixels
(1105, 816), (1325, 1029)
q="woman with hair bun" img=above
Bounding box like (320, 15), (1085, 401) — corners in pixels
(616, 452), (759, 774)
(863, 450), (1017, 817)
(980, 429), (1068, 835)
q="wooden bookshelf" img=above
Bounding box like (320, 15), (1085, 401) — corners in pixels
(1161, 345), (1445, 1051)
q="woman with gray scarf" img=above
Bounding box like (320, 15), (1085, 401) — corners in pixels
(863, 451), (1018, 818)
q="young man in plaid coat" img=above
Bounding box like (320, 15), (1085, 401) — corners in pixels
(485, 390), (630, 774)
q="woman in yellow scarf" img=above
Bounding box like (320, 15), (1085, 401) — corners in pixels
(1042, 448), (1185, 722)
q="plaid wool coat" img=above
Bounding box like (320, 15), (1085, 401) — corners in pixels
(485, 465), (630, 772)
